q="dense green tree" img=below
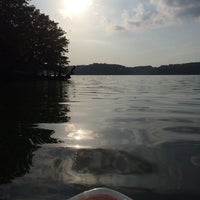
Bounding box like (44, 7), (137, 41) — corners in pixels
(0, 0), (69, 79)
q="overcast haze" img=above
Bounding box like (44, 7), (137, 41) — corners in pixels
(30, 0), (200, 67)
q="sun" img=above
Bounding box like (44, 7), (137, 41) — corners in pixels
(64, 0), (92, 16)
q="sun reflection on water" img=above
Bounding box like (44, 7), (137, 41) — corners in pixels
(64, 123), (99, 142)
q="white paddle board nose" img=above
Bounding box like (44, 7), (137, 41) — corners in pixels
(68, 188), (132, 200)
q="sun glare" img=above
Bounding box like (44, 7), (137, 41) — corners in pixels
(64, 0), (92, 16)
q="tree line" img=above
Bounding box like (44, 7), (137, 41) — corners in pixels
(72, 62), (200, 75)
(0, 0), (70, 80)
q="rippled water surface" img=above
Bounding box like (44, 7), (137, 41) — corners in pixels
(0, 75), (200, 200)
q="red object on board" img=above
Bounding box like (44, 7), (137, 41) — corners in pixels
(80, 194), (118, 200)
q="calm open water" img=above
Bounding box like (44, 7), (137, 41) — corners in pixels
(0, 75), (200, 200)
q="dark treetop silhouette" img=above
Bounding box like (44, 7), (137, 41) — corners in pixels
(0, 0), (70, 80)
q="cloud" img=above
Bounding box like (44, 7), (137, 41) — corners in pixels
(100, 3), (165, 31)
(114, 25), (126, 31)
(100, 0), (200, 31)
(122, 3), (162, 30)
(100, 16), (126, 31)
(150, 0), (200, 19)
(163, 0), (200, 7)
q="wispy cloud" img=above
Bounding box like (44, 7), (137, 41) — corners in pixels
(100, 16), (126, 31)
(151, 0), (200, 19)
(100, 0), (200, 31)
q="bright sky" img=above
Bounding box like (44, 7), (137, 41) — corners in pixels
(30, 0), (200, 67)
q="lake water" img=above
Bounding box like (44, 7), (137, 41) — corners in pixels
(0, 75), (200, 200)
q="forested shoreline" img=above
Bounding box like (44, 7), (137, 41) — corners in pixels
(0, 0), (70, 80)
(72, 62), (200, 75)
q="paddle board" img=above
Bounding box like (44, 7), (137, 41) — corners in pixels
(68, 188), (132, 200)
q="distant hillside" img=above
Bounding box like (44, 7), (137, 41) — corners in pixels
(72, 62), (200, 75)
